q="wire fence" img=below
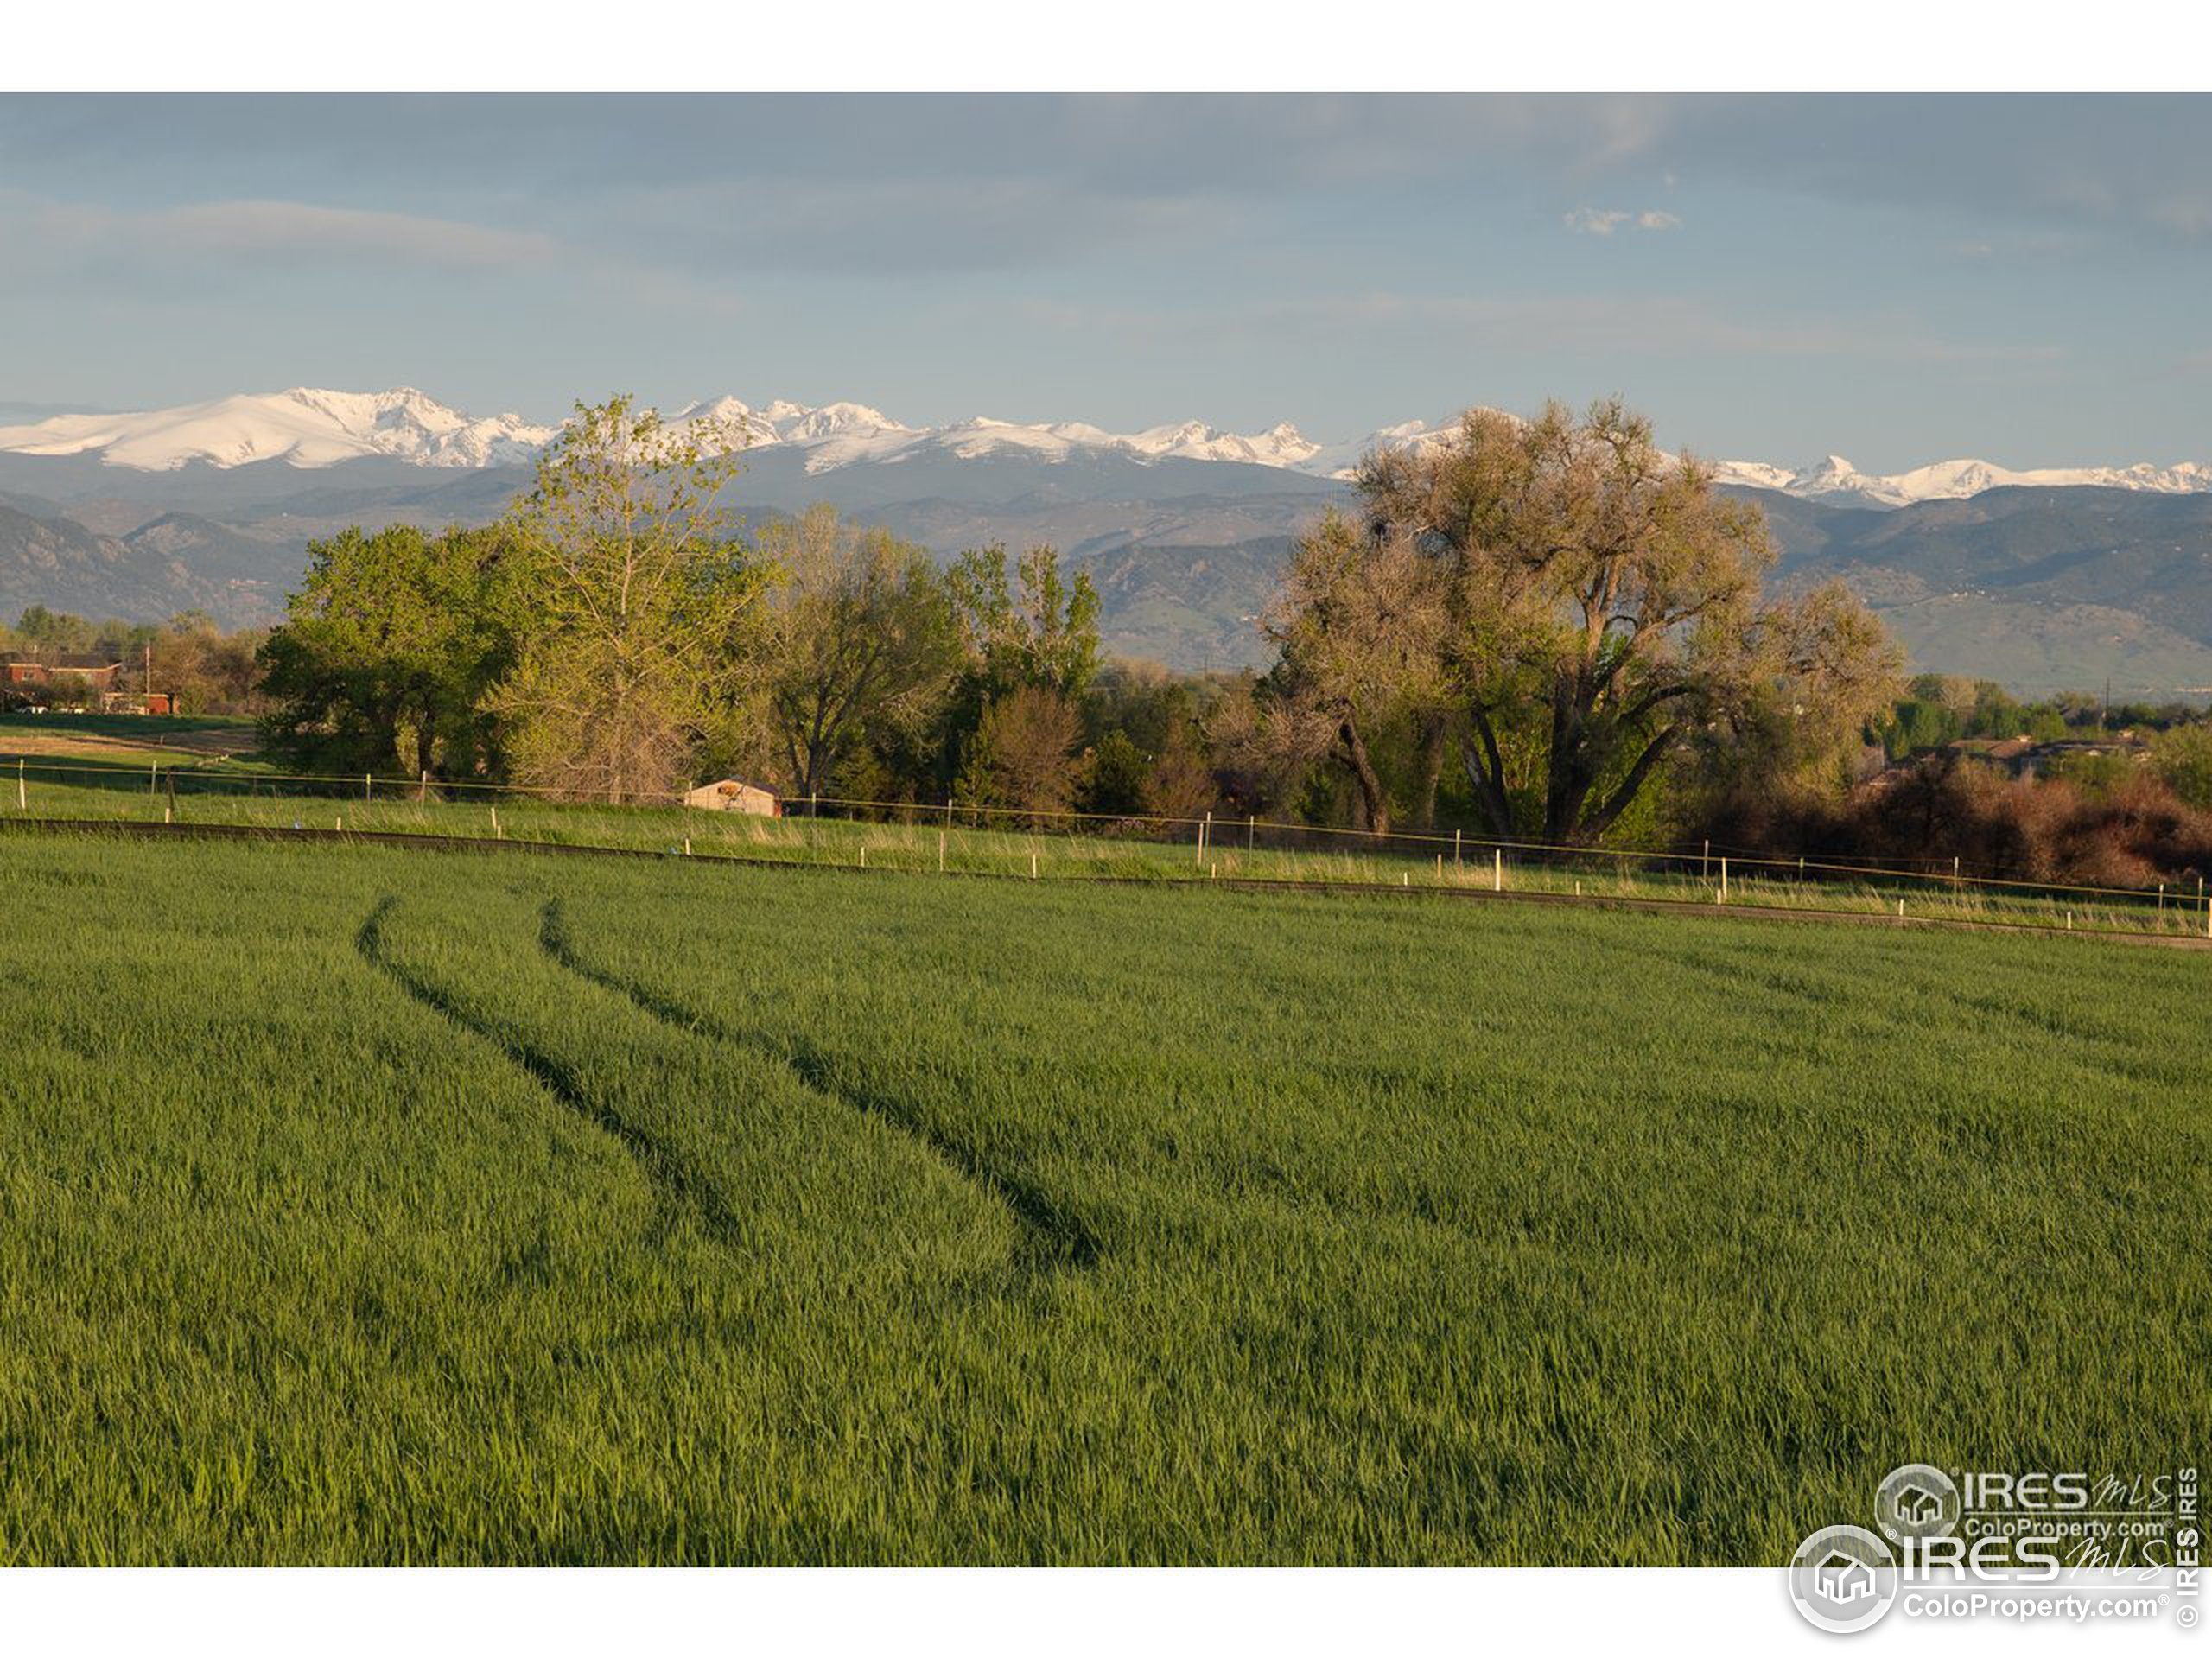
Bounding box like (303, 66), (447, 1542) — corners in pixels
(4, 749), (2210, 940)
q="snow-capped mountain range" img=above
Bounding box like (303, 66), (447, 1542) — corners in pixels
(2, 386), (2207, 510)
(0, 388), (553, 471)
(1707, 453), (2212, 508)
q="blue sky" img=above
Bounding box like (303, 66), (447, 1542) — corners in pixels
(2, 92), (2207, 471)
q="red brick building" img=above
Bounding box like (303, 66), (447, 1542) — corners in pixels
(4, 653), (124, 690)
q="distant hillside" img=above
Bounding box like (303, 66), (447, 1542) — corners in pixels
(0, 504), (278, 626)
(1071, 537), (1293, 671)
(6, 440), (2212, 693)
(1746, 485), (2212, 695)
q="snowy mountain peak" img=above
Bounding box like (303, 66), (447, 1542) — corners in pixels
(785, 402), (899, 440)
(0, 388), (2206, 511)
(1709, 450), (2212, 508)
(0, 386), (554, 471)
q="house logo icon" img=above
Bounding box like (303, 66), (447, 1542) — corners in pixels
(1789, 1524), (1899, 1633)
(1816, 1551), (1877, 1604)
(1875, 1462), (1961, 1544)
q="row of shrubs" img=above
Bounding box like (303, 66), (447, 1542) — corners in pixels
(1703, 753), (2212, 891)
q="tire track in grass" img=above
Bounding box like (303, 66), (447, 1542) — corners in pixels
(537, 899), (1098, 1274)
(355, 897), (742, 1249)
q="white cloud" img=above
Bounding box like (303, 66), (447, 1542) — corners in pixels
(0, 188), (563, 274)
(1565, 207), (1680, 235)
(154, 200), (562, 269)
(1565, 207), (1631, 235)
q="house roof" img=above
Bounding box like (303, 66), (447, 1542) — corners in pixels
(7, 652), (123, 670)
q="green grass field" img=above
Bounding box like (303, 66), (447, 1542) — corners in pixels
(1, 829), (2204, 1565)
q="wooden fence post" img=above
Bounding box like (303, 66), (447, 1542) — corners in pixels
(1493, 848), (1503, 893)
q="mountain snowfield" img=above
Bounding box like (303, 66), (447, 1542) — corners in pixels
(2, 386), (2207, 508)
(0, 388), (556, 470)
(654, 396), (1348, 474)
(1707, 452), (2212, 508)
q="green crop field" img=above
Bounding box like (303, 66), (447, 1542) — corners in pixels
(0, 829), (2203, 1566)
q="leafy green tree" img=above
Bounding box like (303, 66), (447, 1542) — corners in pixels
(1967, 681), (2027, 739)
(1253, 507), (1451, 835)
(1883, 697), (1962, 760)
(2044, 749), (2136, 798)
(948, 543), (1101, 703)
(955, 683), (1084, 826)
(1699, 579), (1903, 795)
(2152, 722), (2212, 810)
(1082, 728), (1149, 817)
(1346, 399), (1897, 843)
(494, 395), (765, 803)
(938, 543), (1101, 801)
(14, 606), (96, 653)
(155, 613), (267, 715)
(755, 506), (958, 799)
(258, 524), (518, 779)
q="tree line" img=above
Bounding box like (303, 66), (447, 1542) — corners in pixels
(249, 395), (1909, 842)
(254, 397), (1141, 817)
(18, 392), (2212, 872)
(1, 607), (264, 714)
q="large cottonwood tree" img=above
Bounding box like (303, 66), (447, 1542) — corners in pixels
(1258, 508), (1450, 836)
(1272, 398), (1898, 842)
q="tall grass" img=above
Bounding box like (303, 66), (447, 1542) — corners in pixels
(0, 830), (2203, 1563)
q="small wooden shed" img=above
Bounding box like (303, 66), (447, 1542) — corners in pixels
(684, 779), (781, 817)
